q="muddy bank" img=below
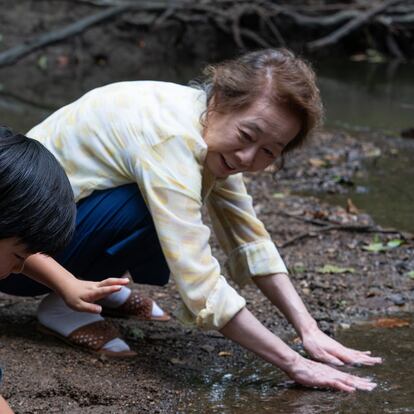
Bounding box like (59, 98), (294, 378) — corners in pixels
(0, 130), (413, 413)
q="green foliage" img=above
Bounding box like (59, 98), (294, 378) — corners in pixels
(37, 55), (48, 71)
(362, 239), (404, 252)
(316, 264), (355, 274)
(292, 262), (306, 274)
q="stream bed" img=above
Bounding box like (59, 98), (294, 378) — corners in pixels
(181, 317), (414, 414)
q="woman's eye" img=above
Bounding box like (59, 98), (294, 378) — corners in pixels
(239, 131), (252, 142)
(262, 148), (274, 158)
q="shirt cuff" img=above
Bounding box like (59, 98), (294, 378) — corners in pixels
(226, 240), (288, 288)
(174, 275), (246, 331)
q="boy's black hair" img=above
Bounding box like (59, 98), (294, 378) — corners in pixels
(0, 125), (76, 255)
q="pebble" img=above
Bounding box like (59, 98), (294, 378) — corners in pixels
(388, 293), (405, 306)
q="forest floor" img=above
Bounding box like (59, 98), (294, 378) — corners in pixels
(1, 130), (413, 414)
(1, 1), (413, 413)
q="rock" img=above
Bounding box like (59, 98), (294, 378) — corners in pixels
(388, 293), (405, 306)
(401, 128), (414, 139)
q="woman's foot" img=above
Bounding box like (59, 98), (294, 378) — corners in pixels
(100, 287), (170, 321)
(37, 292), (136, 357)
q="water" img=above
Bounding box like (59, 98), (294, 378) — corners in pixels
(182, 318), (414, 414)
(313, 60), (414, 233)
(316, 60), (414, 134)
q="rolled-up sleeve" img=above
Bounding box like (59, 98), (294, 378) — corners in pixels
(133, 138), (246, 330)
(206, 173), (288, 288)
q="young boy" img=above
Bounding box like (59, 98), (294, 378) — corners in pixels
(0, 126), (129, 413)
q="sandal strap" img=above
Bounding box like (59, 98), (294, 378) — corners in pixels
(118, 291), (153, 319)
(67, 320), (120, 351)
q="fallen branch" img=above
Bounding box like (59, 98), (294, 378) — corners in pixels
(279, 216), (410, 248)
(280, 223), (407, 248)
(0, 5), (131, 67)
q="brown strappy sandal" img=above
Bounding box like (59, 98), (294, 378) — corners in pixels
(102, 290), (170, 321)
(37, 320), (137, 358)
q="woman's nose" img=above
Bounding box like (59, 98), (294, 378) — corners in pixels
(235, 146), (257, 168)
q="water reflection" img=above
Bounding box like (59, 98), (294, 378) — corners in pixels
(183, 318), (413, 414)
(316, 59), (414, 133)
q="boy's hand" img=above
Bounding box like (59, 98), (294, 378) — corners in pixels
(61, 277), (130, 313)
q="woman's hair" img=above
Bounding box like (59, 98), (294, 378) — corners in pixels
(196, 48), (323, 155)
(0, 126), (76, 255)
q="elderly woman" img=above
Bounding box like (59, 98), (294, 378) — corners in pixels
(0, 49), (380, 391)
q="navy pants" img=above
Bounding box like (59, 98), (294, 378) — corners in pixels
(0, 184), (170, 297)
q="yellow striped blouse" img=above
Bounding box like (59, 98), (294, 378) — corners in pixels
(28, 81), (287, 330)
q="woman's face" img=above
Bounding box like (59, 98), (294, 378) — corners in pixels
(203, 99), (301, 178)
(0, 238), (30, 279)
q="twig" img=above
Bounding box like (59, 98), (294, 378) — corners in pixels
(280, 223), (406, 248)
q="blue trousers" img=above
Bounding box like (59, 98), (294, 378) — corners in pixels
(0, 184), (170, 296)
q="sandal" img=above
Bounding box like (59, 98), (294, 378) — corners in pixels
(37, 320), (137, 358)
(102, 290), (170, 321)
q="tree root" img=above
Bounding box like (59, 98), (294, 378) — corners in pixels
(1, 0), (413, 68)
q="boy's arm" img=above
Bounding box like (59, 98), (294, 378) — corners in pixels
(23, 254), (129, 313)
(0, 396), (14, 414)
(253, 273), (382, 366)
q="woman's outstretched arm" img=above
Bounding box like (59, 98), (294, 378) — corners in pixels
(219, 306), (377, 392)
(253, 273), (382, 366)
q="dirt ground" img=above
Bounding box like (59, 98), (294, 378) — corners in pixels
(0, 130), (413, 413)
(1, 1), (413, 413)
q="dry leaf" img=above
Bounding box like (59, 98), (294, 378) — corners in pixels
(370, 318), (409, 328)
(218, 351), (233, 357)
(309, 158), (326, 168)
(346, 198), (360, 215)
(170, 358), (186, 365)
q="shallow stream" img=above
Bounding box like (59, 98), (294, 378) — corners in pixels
(181, 317), (413, 414)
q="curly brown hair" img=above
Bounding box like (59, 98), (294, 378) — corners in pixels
(199, 48), (323, 155)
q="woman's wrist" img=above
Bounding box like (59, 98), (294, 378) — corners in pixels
(295, 314), (319, 339)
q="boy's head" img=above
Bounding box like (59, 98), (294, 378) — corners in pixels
(0, 126), (76, 278)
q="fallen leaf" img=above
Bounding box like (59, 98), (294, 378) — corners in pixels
(407, 271), (414, 279)
(218, 351), (233, 357)
(370, 318), (409, 328)
(126, 326), (145, 340)
(346, 198), (360, 215)
(362, 239), (404, 252)
(292, 262), (306, 273)
(272, 192), (286, 199)
(364, 147), (382, 157)
(37, 55), (48, 71)
(56, 55), (69, 68)
(362, 242), (385, 252)
(309, 158), (327, 168)
(170, 358), (186, 365)
(316, 264), (355, 274)
(387, 239), (404, 248)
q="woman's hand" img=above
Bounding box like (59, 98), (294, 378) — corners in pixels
(302, 326), (382, 366)
(287, 354), (377, 392)
(60, 277), (130, 313)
